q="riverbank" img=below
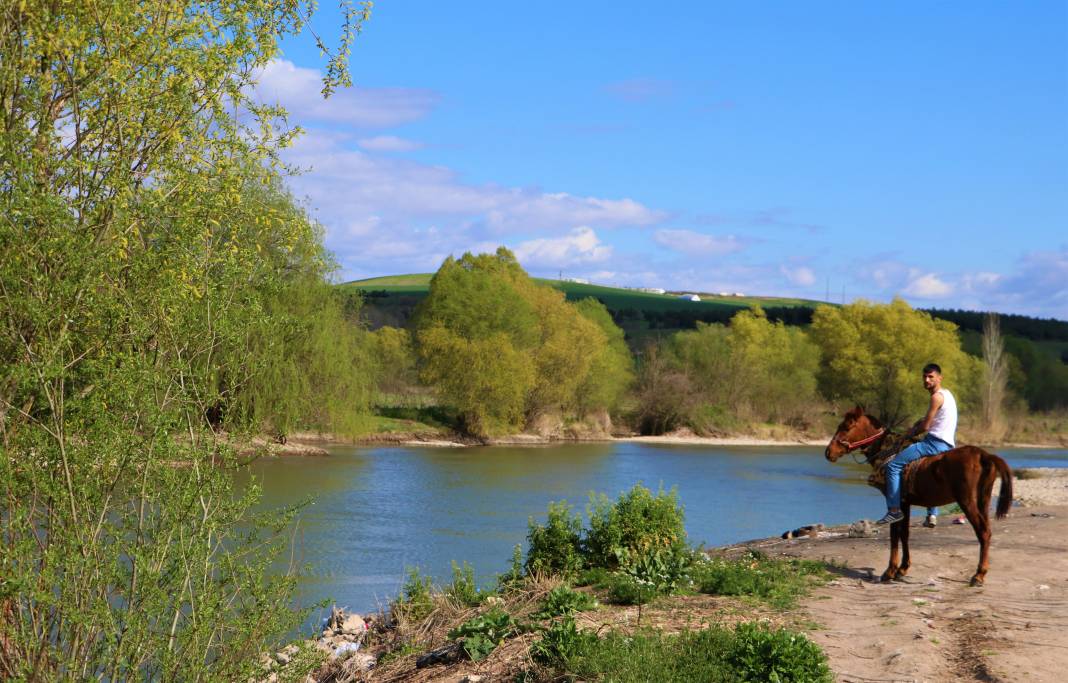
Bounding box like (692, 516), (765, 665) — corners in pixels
(285, 429), (1068, 452)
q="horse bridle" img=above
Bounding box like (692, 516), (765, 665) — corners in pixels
(832, 427), (886, 453)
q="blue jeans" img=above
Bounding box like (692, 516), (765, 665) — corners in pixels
(885, 434), (952, 513)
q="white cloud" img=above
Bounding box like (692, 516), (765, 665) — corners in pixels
(653, 229), (744, 256)
(512, 227), (612, 268)
(253, 59), (439, 128)
(357, 135), (423, 152)
(284, 129), (664, 237)
(781, 265), (816, 287)
(903, 272), (954, 298)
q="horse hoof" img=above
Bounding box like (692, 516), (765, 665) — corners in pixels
(969, 576), (985, 587)
(880, 572), (895, 583)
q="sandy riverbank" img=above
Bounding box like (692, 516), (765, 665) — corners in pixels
(285, 430), (1068, 452)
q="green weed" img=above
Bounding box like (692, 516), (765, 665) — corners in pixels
(446, 561), (486, 607)
(447, 608), (517, 661)
(692, 549), (829, 609)
(532, 585), (598, 619)
(534, 622), (831, 682)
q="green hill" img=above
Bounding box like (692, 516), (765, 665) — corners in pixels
(343, 274), (822, 311)
(343, 274), (823, 347)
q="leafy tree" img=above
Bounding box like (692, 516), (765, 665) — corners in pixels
(414, 249), (628, 435)
(573, 298), (635, 414)
(810, 299), (983, 425)
(0, 0), (369, 679)
(726, 307), (821, 423)
(369, 325), (418, 394)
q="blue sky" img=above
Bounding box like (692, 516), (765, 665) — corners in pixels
(257, 1), (1067, 318)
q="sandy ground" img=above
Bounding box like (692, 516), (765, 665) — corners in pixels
(758, 503), (1068, 683)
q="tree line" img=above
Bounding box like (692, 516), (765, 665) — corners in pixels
(386, 252), (1019, 439)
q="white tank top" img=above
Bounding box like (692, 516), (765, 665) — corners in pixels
(928, 388), (957, 447)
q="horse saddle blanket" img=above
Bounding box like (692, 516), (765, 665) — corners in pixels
(867, 445), (924, 497)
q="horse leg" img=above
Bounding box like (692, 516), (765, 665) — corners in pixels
(881, 519), (901, 582)
(897, 506), (912, 579)
(966, 486), (995, 586)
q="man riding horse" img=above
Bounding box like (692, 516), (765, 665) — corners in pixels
(876, 363), (955, 526)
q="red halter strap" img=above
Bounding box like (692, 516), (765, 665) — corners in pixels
(835, 428), (886, 452)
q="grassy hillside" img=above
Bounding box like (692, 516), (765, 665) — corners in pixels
(344, 274), (823, 311)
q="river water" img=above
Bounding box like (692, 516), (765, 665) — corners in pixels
(234, 442), (1068, 616)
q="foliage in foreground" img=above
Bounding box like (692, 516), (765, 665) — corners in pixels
(531, 619), (832, 683)
(375, 486), (832, 680)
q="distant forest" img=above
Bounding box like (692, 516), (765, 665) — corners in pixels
(358, 289), (1068, 411)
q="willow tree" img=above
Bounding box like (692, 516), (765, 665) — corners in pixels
(0, 1), (370, 679)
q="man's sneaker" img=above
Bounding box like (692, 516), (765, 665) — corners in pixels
(923, 514), (937, 528)
(875, 510), (905, 525)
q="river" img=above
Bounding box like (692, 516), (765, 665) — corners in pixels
(234, 442), (1068, 617)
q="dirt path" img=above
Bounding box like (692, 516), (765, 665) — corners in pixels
(767, 505), (1068, 683)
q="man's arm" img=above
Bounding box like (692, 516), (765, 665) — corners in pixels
(908, 392), (945, 437)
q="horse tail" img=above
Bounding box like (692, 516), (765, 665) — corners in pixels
(991, 453), (1013, 519)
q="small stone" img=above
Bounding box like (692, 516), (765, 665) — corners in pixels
(462, 676), (485, 683)
(416, 642), (462, 668)
(272, 651), (291, 666)
(340, 613), (366, 635)
(332, 641), (361, 660)
(1037, 584), (1050, 590)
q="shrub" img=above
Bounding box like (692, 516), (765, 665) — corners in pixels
(726, 622), (832, 682)
(395, 567), (434, 622)
(526, 501), (583, 574)
(447, 608), (517, 661)
(584, 485), (687, 569)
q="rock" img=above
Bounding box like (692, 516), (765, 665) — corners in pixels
(345, 652), (375, 672)
(272, 651), (291, 666)
(848, 519), (876, 538)
(462, 676), (485, 683)
(416, 642), (462, 668)
(340, 613), (366, 635)
(332, 641), (361, 659)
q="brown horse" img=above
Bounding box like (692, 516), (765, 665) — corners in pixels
(825, 406), (1013, 586)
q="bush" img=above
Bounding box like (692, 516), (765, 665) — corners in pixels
(447, 608), (517, 661)
(526, 501), (583, 575)
(584, 485), (687, 569)
(726, 622), (833, 682)
(395, 567), (435, 622)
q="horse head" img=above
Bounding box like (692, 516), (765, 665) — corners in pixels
(825, 405), (884, 462)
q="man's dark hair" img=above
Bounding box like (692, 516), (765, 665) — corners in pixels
(923, 363), (942, 375)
